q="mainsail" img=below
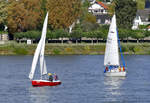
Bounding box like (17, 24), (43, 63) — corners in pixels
(104, 14), (119, 66)
(29, 13), (48, 80)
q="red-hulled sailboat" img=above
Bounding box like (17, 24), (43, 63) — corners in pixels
(31, 80), (61, 87)
(29, 12), (61, 86)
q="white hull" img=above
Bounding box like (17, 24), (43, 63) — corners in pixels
(104, 71), (126, 77)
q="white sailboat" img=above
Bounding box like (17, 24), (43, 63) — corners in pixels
(104, 14), (126, 77)
(29, 12), (61, 86)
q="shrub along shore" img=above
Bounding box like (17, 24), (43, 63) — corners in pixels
(0, 42), (150, 55)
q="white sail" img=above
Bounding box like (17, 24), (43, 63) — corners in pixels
(43, 59), (47, 75)
(104, 14), (119, 66)
(40, 33), (47, 76)
(40, 58), (47, 76)
(29, 13), (49, 80)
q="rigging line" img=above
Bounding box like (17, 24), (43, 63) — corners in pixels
(116, 28), (126, 67)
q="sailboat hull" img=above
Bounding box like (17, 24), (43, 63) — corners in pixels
(31, 80), (61, 87)
(104, 71), (126, 77)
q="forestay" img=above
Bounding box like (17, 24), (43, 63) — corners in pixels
(29, 13), (48, 80)
(104, 14), (119, 66)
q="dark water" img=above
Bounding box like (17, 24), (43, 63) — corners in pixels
(0, 55), (150, 103)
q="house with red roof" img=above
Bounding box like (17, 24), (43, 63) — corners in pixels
(88, 1), (111, 24)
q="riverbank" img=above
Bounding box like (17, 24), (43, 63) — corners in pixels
(0, 42), (150, 55)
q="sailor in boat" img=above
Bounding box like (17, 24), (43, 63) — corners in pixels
(119, 66), (125, 72)
(105, 65), (121, 73)
(54, 73), (58, 81)
(105, 66), (125, 72)
(104, 66), (109, 73)
(48, 73), (53, 82)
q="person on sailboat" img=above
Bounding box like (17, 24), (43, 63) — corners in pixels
(119, 66), (121, 72)
(54, 73), (58, 81)
(48, 73), (53, 82)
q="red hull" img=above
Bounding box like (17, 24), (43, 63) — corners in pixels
(31, 80), (61, 87)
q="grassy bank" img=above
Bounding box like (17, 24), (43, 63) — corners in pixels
(0, 42), (150, 55)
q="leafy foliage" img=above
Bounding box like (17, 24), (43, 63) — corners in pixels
(144, 30), (150, 37)
(53, 29), (69, 38)
(81, 22), (99, 32)
(130, 30), (145, 43)
(46, 0), (81, 29)
(114, 0), (137, 29)
(0, 0), (8, 31)
(14, 31), (41, 40)
(136, 0), (145, 9)
(7, 0), (43, 33)
(71, 28), (82, 39)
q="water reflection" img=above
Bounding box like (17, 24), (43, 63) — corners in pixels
(104, 77), (126, 101)
(28, 87), (50, 103)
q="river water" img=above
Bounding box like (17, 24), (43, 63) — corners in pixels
(0, 55), (150, 103)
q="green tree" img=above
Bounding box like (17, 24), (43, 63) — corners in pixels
(80, 0), (96, 23)
(130, 30), (145, 43)
(47, 30), (54, 40)
(143, 30), (150, 38)
(14, 31), (41, 40)
(93, 30), (103, 43)
(80, 0), (97, 32)
(118, 29), (128, 41)
(98, 25), (108, 40)
(136, 0), (145, 9)
(83, 31), (96, 44)
(108, 1), (115, 16)
(84, 13), (97, 23)
(71, 28), (82, 44)
(114, 0), (137, 29)
(53, 29), (68, 44)
(81, 22), (99, 32)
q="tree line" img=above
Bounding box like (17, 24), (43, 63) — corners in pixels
(0, 0), (81, 35)
(14, 25), (150, 43)
(0, 0), (149, 43)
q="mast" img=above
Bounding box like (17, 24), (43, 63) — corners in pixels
(40, 12), (48, 79)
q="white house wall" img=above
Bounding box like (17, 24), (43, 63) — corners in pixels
(88, 4), (107, 14)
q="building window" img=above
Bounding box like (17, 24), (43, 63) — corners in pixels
(135, 16), (139, 20)
(94, 10), (98, 13)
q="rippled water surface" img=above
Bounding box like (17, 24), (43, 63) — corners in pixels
(0, 55), (150, 103)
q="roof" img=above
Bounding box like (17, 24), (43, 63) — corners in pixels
(147, 25), (150, 29)
(96, 1), (108, 9)
(137, 9), (150, 22)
